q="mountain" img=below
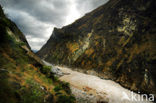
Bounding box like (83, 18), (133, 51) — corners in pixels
(0, 5), (75, 103)
(37, 0), (156, 95)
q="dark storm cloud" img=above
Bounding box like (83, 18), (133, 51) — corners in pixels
(0, 0), (70, 50)
(1, 0), (70, 26)
(6, 9), (51, 38)
(0, 0), (109, 50)
(3, 8), (53, 50)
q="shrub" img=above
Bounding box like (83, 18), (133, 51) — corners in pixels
(49, 72), (59, 81)
(60, 82), (71, 94)
(57, 95), (76, 103)
(41, 66), (51, 77)
(55, 92), (62, 96)
(54, 85), (62, 92)
(53, 76), (59, 81)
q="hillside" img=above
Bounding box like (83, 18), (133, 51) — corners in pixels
(0, 5), (75, 103)
(37, 0), (156, 96)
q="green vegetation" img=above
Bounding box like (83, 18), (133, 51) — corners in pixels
(54, 85), (62, 92)
(0, 5), (75, 103)
(19, 79), (47, 103)
(52, 76), (59, 81)
(17, 42), (26, 46)
(0, 72), (15, 103)
(57, 95), (76, 103)
(60, 82), (71, 94)
(53, 81), (75, 103)
(40, 65), (52, 77)
(54, 81), (71, 94)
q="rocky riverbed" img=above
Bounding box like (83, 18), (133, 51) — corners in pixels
(43, 61), (154, 103)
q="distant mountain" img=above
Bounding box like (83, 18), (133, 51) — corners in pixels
(37, 0), (156, 95)
(0, 5), (75, 103)
(32, 49), (38, 53)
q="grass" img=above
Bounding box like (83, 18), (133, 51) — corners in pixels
(0, 9), (76, 102)
(19, 79), (47, 103)
(0, 46), (75, 103)
(0, 35), (74, 103)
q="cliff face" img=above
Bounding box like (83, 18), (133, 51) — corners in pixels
(0, 6), (75, 103)
(37, 0), (156, 95)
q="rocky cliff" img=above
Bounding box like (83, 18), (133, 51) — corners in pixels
(0, 5), (75, 103)
(37, 0), (156, 95)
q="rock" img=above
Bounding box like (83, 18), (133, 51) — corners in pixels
(86, 70), (98, 76)
(63, 73), (70, 75)
(37, 0), (156, 95)
(40, 86), (47, 91)
(51, 67), (64, 77)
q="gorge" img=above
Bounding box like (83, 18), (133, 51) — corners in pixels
(0, 0), (156, 103)
(37, 0), (156, 99)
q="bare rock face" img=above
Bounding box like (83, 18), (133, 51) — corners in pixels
(37, 0), (156, 95)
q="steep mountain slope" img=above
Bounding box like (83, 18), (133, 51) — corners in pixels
(37, 0), (156, 95)
(0, 5), (75, 103)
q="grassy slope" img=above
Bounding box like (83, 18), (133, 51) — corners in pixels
(0, 6), (75, 103)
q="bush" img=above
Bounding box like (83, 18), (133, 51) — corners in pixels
(57, 95), (76, 103)
(53, 76), (59, 81)
(54, 85), (62, 92)
(41, 66), (51, 77)
(55, 92), (62, 96)
(49, 72), (59, 81)
(60, 82), (71, 94)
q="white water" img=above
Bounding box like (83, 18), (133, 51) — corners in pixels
(43, 61), (154, 103)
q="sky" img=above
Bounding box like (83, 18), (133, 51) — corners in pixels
(0, 0), (108, 51)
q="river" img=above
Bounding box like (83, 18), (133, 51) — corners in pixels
(43, 60), (154, 103)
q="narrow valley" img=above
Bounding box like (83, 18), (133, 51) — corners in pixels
(44, 61), (154, 103)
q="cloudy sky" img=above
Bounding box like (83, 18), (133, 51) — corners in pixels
(0, 0), (108, 51)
